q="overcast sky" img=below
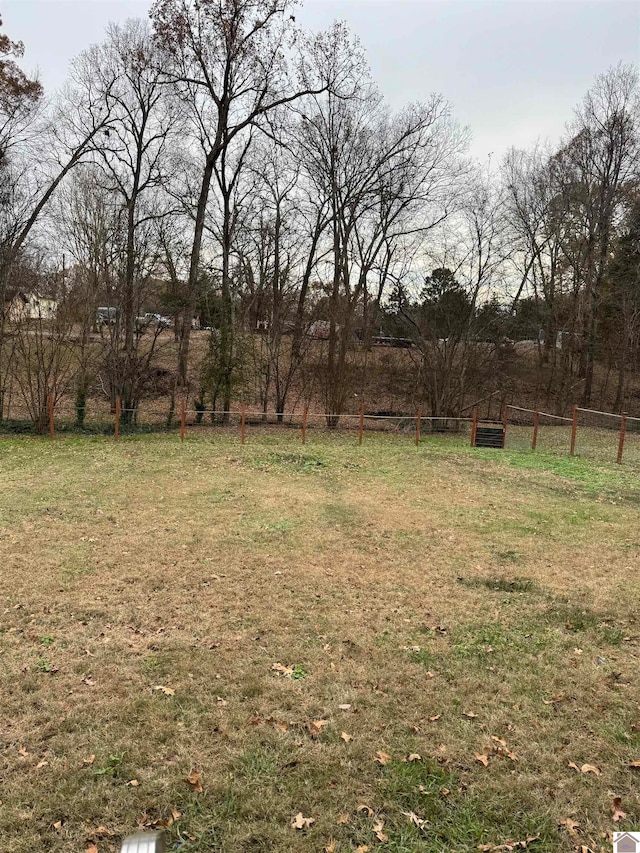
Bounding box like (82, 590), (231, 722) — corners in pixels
(2, 0), (639, 160)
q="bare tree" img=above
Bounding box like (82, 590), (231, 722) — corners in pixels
(150, 0), (346, 402)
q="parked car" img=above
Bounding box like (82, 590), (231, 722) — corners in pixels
(97, 306), (117, 326)
(144, 313), (172, 329)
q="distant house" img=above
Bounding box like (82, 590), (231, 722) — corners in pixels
(6, 291), (58, 322)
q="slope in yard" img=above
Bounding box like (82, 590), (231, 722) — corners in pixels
(0, 433), (638, 853)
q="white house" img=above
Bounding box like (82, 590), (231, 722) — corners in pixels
(6, 291), (58, 322)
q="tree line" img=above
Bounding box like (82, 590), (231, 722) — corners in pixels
(1, 1), (638, 431)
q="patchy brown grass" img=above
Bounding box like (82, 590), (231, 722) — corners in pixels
(0, 431), (638, 853)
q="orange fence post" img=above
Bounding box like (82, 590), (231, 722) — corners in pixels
(617, 413), (627, 464)
(115, 395), (121, 440)
(48, 395), (54, 440)
(302, 404), (308, 445)
(240, 403), (246, 445)
(358, 402), (364, 446)
(570, 405), (578, 456)
(470, 406), (477, 447)
(180, 397), (186, 442)
(532, 410), (539, 451)
(501, 405), (509, 448)
(415, 409), (421, 446)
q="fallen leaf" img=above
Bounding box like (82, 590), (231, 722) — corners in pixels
(475, 752), (489, 767)
(271, 662), (294, 677)
(357, 804), (374, 817)
(373, 818), (388, 842)
(18, 746), (28, 758)
(491, 736), (507, 748)
(184, 770), (203, 793)
(171, 809), (182, 822)
(628, 760), (640, 770)
(273, 721), (288, 733)
(83, 755), (96, 766)
(53, 820), (63, 831)
(308, 719), (330, 738)
(153, 685), (175, 696)
(325, 841), (337, 853)
(374, 750), (391, 765)
(355, 847), (371, 853)
(338, 703), (352, 711)
(337, 812), (350, 825)
(580, 763), (601, 776)
(216, 697), (227, 706)
(402, 810), (427, 829)
(429, 714), (441, 722)
(126, 779), (140, 787)
(36, 759), (48, 769)
(463, 711), (478, 719)
(568, 761), (580, 772)
(406, 753), (422, 762)
(88, 826), (114, 839)
(611, 797), (626, 822)
(559, 818), (580, 837)
(340, 731), (352, 743)
(86, 845), (98, 853)
(542, 694), (566, 705)
(291, 812), (314, 830)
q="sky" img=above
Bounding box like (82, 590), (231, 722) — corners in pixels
(2, 0), (639, 161)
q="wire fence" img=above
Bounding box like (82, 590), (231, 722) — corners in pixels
(2, 396), (640, 469)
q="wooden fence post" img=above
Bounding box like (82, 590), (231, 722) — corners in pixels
(180, 397), (186, 443)
(48, 395), (54, 440)
(570, 405), (578, 456)
(532, 410), (539, 451)
(240, 403), (246, 445)
(358, 402), (364, 446)
(415, 409), (421, 446)
(501, 405), (509, 448)
(115, 396), (121, 440)
(617, 413), (627, 464)
(470, 406), (477, 447)
(302, 405), (308, 445)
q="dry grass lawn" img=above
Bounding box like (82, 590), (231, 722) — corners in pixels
(0, 429), (639, 853)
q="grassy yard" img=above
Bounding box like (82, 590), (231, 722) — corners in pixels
(0, 430), (639, 853)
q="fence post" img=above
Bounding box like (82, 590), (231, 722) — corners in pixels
(415, 409), (421, 446)
(115, 396), (121, 440)
(358, 402), (364, 446)
(470, 406), (477, 447)
(532, 410), (539, 451)
(570, 405), (578, 456)
(240, 403), (246, 445)
(48, 394), (54, 440)
(180, 397), (186, 443)
(302, 404), (308, 445)
(617, 413), (628, 464)
(501, 405), (509, 448)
